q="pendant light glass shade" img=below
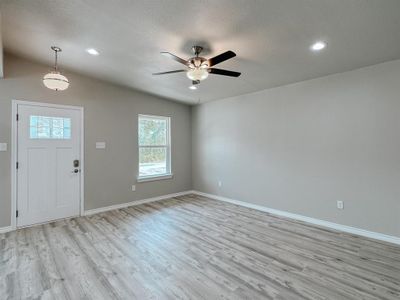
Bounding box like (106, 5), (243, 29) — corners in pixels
(43, 71), (69, 91)
(43, 46), (69, 91)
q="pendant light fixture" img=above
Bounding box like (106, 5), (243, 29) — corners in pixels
(43, 46), (69, 91)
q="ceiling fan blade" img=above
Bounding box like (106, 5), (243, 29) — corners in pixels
(208, 50), (236, 66)
(161, 52), (188, 66)
(153, 70), (186, 75)
(208, 68), (241, 77)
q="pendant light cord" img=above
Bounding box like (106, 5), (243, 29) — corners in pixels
(54, 49), (58, 71)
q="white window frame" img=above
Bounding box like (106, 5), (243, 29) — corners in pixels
(137, 114), (172, 182)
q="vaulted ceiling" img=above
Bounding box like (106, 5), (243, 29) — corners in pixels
(1, 0), (400, 104)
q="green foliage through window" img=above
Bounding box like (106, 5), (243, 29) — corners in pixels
(138, 115), (170, 177)
(139, 118), (166, 146)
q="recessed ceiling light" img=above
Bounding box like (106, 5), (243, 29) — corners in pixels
(189, 85), (197, 90)
(310, 41), (327, 51)
(86, 48), (99, 56)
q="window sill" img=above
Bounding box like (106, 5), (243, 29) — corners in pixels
(137, 174), (173, 183)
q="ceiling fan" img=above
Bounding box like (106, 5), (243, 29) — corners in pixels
(153, 46), (241, 86)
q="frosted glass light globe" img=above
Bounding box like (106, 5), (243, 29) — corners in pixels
(43, 71), (69, 91)
(186, 68), (209, 81)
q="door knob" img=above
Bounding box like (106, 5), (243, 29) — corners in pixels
(72, 169), (79, 173)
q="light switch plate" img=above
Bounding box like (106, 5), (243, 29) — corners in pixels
(96, 142), (106, 149)
(0, 143), (7, 152)
(337, 200), (344, 210)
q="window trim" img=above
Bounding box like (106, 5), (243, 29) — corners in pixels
(137, 114), (172, 182)
(137, 173), (173, 183)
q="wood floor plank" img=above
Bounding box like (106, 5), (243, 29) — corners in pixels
(0, 194), (399, 299)
(140, 201), (391, 300)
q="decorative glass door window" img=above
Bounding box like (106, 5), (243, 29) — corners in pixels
(29, 115), (71, 139)
(138, 115), (171, 179)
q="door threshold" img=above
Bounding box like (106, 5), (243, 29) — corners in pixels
(17, 214), (81, 230)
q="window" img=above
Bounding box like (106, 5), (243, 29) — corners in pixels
(30, 115), (71, 139)
(138, 114), (171, 181)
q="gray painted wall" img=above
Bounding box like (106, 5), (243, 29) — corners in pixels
(2, 53), (399, 238)
(192, 59), (400, 237)
(0, 54), (192, 227)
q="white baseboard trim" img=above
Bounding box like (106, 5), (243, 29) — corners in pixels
(83, 190), (193, 216)
(192, 190), (400, 246)
(0, 226), (13, 234)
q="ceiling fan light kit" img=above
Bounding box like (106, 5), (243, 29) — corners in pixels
(187, 68), (209, 81)
(43, 46), (69, 91)
(154, 45), (241, 86)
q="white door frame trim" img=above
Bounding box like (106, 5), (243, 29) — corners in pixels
(11, 100), (85, 230)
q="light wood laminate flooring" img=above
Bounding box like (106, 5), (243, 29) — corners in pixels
(1, 194), (400, 299)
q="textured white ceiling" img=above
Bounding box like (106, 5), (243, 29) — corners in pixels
(1, 0), (400, 104)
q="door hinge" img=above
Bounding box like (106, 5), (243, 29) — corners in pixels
(16, 210), (19, 218)
(16, 114), (19, 121)
(16, 162), (19, 169)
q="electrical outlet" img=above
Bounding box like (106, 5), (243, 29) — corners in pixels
(131, 185), (136, 191)
(337, 200), (344, 210)
(218, 180), (222, 187)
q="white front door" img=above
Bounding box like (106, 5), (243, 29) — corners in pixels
(17, 103), (82, 227)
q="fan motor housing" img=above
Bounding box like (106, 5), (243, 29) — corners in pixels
(188, 57), (208, 69)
